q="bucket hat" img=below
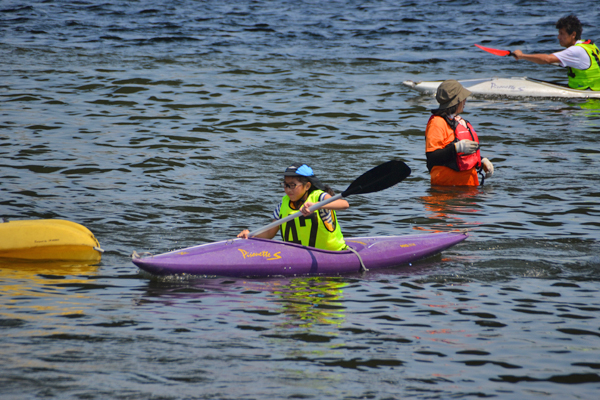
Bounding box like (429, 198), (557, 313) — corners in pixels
(435, 79), (471, 110)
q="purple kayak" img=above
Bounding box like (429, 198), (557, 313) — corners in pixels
(132, 232), (467, 278)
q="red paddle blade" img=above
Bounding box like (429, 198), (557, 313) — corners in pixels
(474, 43), (511, 57)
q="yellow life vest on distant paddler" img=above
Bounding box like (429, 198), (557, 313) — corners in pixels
(278, 190), (346, 251)
(567, 40), (600, 91)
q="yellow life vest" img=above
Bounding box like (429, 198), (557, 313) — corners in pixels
(278, 190), (347, 251)
(567, 41), (600, 91)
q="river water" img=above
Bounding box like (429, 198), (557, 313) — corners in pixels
(1, 1), (600, 399)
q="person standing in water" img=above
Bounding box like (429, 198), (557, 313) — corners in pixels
(238, 163), (349, 251)
(425, 80), (494, 186)
(512, 15), (600, 91)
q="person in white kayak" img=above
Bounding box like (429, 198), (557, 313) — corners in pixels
(512, 15), (600, 91)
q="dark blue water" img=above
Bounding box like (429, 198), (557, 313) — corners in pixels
(1, 1), (600, 398)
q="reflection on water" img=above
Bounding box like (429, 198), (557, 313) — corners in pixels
(0, 261), (99, 328)
(579, 99), (600, 108)
(139, 276), (348, 329)
(575, 99), (600, 118)
(272, 277), (347, 329)
(416, 186), (482, 231)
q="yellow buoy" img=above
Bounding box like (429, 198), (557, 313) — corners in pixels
(0, 219), (103, 262)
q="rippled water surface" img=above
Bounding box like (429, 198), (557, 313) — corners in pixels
(1, 1), (600, 398)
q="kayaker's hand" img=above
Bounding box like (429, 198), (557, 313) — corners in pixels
(237, 229), (250, 239)
(482, 158), (494, 178)
(300, 202), (314, 216)
(455, 139), (479, 155)
(512, 50), (523, 60)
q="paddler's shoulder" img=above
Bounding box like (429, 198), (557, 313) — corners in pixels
(426, 114), (452, 131)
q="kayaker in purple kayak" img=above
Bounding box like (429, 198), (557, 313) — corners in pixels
(238, 163), (349, 251)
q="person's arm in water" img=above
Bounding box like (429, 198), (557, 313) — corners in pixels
(237, 225), (278, 239)
(300, 194), (349, 216)
(512, 50), (560, 65)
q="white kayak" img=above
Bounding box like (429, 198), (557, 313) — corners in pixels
(402, 77), (600, 99)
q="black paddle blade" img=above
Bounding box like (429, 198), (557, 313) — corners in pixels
(341, 160), (411, 197)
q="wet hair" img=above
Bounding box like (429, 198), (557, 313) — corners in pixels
(556, 15), (582, 41)
(294, 176), (335, 196)
(431, 103), (460, 117)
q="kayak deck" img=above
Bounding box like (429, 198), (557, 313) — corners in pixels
(132, 232), (468, 278)
(402, 77), (600, 99)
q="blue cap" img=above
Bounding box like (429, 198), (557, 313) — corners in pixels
(283, 163), (314, 177)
